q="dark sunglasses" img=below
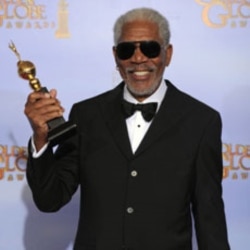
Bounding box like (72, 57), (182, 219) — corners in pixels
(115, 41), (162, 60)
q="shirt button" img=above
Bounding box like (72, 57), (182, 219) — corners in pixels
(127, 207), (134, 214)
(131, 170), (138, 177)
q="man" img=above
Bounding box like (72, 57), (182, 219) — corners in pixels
(25, 7), (230, 250)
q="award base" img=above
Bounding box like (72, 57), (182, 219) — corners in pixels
(38, 87), (77, 146)
(47, 117), (77, 146)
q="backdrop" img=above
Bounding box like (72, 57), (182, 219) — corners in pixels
(0, 1), (249, 249)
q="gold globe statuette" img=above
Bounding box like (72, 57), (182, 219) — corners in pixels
(9, 41), (77, 146)
(17, 60), (42, 91)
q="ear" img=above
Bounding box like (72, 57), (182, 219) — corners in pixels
(165, 44), (173, 67)
(112, 46), (116, 55)
(112, 46), (120, 66)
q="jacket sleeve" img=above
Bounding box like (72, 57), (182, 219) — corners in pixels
(26, 105), (80, 212)
(192, 111), (230, 250)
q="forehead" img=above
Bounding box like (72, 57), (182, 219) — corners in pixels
(119, 20), (161, 43)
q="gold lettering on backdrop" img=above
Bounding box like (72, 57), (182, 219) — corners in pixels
(0, 145), (27, 181)
(55, 0), (70, 38)
(195, 0), (250, 28)
(223, 143), (250, 180)
(0, 0), (58, 32)
(0, 1), (46, 20)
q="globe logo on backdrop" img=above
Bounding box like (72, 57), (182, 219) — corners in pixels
(223, 143), (250, 180)
(0, 145), (27, 181)
(0, 0), (70, 38)
(195, 0), (250, 28)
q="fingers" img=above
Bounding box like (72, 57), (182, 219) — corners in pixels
(25, 94), (64, 122)
(26, 89), (57, 103)
(24, 89), (65, 144)
(49, 89), (57, 98)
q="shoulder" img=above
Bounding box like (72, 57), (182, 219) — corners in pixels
(68, 82), (124, 122)
(72, 82), (124, 110)
(165, 79), (220, 116)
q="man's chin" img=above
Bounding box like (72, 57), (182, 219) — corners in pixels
(127, 87), (155, 100)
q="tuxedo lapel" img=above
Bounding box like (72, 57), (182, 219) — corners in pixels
(134, 81), (185, 156)
(99, 83), (133, 159)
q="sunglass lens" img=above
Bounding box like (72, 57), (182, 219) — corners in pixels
(116, 42), (135, 60)
(141, 41), (161, 58)
(116, 41), (161, 60)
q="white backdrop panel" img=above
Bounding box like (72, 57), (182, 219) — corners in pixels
(0, 1), (249, 249)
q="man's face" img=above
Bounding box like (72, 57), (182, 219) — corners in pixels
(113, 20), (173, 101)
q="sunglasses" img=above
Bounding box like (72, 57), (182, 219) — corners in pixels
(115, 41), (162, 60)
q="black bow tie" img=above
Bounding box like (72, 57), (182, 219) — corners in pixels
(122, 100), (158, 122)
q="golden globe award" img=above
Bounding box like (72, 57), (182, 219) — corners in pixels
(9, 41), (77, 146)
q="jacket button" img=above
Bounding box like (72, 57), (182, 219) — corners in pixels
(127, 207), (134, 214)
(131, 170), (138, 177)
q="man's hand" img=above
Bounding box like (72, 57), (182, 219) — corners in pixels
(24, 89), (65, 151)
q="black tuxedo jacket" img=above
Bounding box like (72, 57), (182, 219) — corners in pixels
(27, 80), (230, 250)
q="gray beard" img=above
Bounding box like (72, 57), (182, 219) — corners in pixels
(126, 80), (161, 99)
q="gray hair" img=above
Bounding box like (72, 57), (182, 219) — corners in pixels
(113, 7), (171, 45)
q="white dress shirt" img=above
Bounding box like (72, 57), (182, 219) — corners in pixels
(123, 79), (167, 153)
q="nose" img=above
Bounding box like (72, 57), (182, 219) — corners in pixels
(130, 44), (147, 63)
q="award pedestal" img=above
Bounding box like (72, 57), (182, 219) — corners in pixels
(47, 118), (77, 146)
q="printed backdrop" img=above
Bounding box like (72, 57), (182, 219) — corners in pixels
(0, 1), (249, 249)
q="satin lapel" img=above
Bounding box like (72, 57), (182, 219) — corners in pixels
(134, 81), (184, 157)
(100, 83), (133, 160)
